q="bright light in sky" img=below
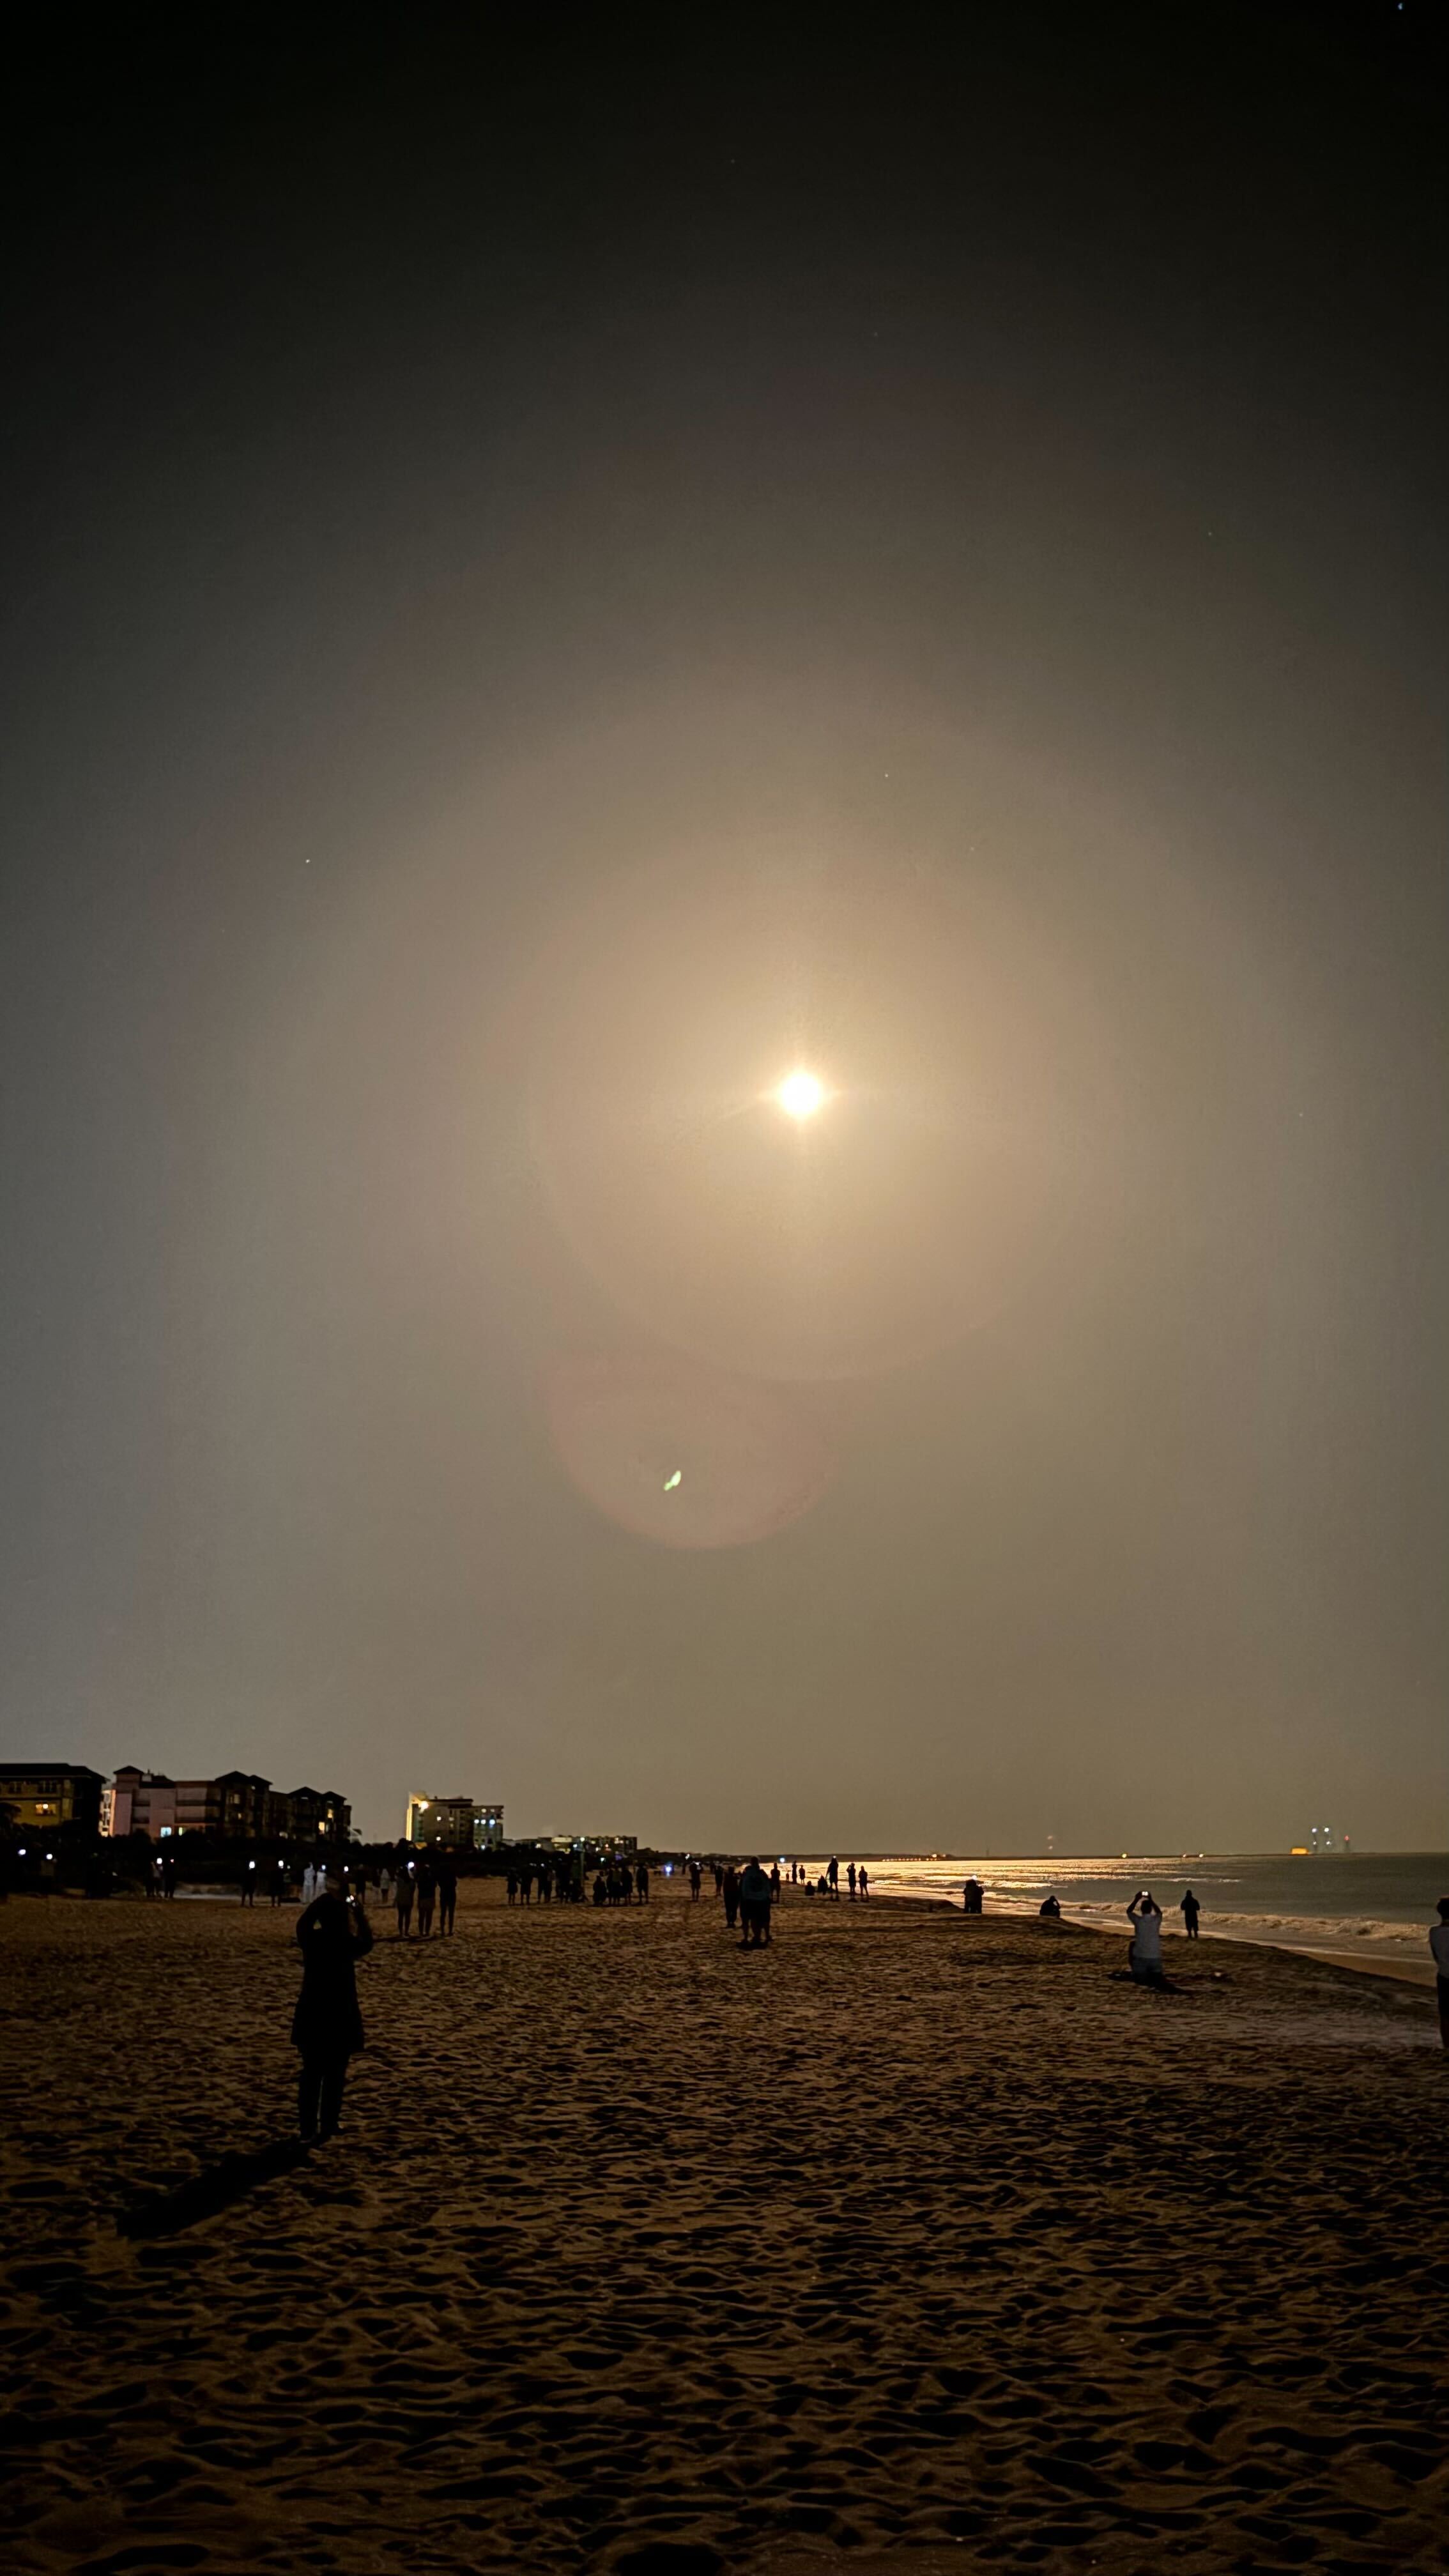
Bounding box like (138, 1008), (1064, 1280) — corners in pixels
(776, 1069), (826, 1119)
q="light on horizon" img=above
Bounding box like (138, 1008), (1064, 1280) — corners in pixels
(776, 1068), (827, 1119)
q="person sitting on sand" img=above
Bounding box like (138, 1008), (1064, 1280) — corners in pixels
(1181, 1887), (1201, 1940)
(1126, 1889), (1165, 1983)
(1038, 1894), (1061, 1919)
(1430, 1898), (1449, 2052)
(293, 1873), (373, 2142)
(738, 1857), (772, 1947)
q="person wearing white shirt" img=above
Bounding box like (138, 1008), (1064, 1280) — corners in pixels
(1430, 1899), (1449, 2052)
(1127, 1890), (1165, 1984)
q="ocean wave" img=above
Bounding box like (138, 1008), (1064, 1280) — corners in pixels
(1179, 1911), (1425, 1949)
(867, 1874), (1432, 1953)
(1055, 1903), (1425, 1949)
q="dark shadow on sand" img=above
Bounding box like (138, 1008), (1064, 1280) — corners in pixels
(118, 2137), (312, 2239)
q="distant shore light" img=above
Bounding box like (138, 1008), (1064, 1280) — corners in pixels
(776, 1069), (826, 1119)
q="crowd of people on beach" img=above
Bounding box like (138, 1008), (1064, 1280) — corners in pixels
(236, 1848), (473, 1934)
(590, 1859), (650, 1905)
(504, 1853), (585, 1905)
(273, 1861), (1449, 2147)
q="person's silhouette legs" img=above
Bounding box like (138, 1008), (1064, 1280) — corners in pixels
(300, 2051), (349, 2140)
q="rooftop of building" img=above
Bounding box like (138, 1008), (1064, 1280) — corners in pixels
(0, 1761), (105, 1781)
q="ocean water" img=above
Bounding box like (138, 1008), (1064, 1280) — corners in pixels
(793, 1853), (1448, 1963)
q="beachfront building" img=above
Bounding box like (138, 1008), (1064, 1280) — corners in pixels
(104, 1769), (212, 1839)
(0, 1763), (105, 1837)
(105, 1768), (351, 1844)
(284, 1785), (351, 1844)
(406, 1795), (505, 1849)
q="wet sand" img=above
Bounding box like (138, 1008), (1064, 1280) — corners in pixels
(1280, 1949), (1439, 1989)
(3, 1883), (1445, 2575)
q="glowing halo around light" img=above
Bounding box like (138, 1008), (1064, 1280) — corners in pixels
(776, 1068), (827, 1119)
(523, 831), (1123, 1383)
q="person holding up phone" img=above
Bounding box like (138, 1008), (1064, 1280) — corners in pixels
(1126, 1889), (1165, 1985)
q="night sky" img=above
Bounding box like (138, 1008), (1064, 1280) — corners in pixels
(3, 6), (1445, 1850)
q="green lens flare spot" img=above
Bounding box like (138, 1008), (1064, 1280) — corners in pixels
(663, 1469), (682, 1491)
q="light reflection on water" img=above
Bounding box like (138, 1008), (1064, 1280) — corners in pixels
(788, 1853), (1446, 1959)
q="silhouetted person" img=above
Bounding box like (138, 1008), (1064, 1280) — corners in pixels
(395, 1866), (415, 1937)
(1181, 1887), (1200, 1940)
(437, 1858), (457, 1935)
(723, 1864), (739, 1929)
(416, 1859), (437, 1937)
(293, 1879), (372, 2142)
(770, 1861), (781, 1902)
(271, 1860), (289, 1906)
(738, 1858), (772, 1948)
(962, 1877), (983, 1915)
(1127, 1889), (1165, 1984)
(858, 1866), (870, 1900)
(847, 1860), (857, 1899)
(713, 1862), (724, 1896)
(592, 1870), (608, 1907)
(506, 1868), (518, 1906)
(240, 1860), (257, 1906)
(1431, 1897), (1449, 2051)
(1038, 1894), (1061, 1919)
(689, 1861), (702, 1902)
(827, 1855), (839, 1899)
(636, 1861), (649, 1903)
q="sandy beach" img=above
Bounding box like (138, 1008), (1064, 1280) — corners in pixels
(3, 1881), (1445, 2576)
